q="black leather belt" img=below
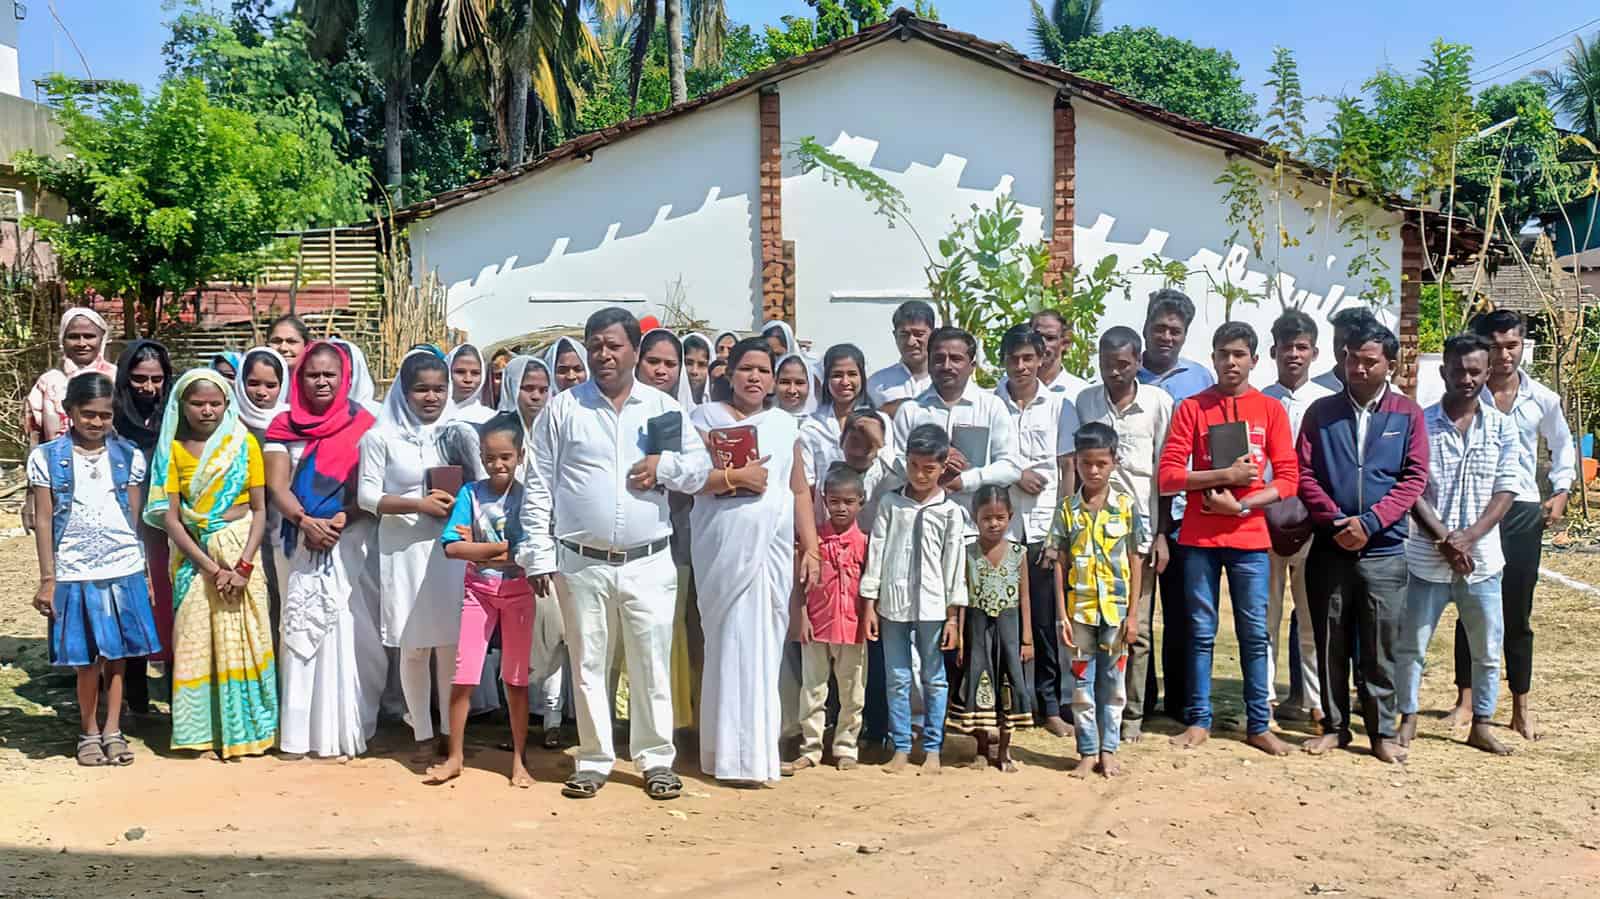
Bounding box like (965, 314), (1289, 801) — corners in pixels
(559, 537), (670, 566)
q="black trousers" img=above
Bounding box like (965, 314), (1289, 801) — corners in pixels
(1308, 547), (1406, 741)
(1026, 542), (1067, 718)
(1156, 542), (1190, 721)
(1455, 500), (1542, 696)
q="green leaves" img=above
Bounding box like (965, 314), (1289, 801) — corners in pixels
(1059, 26), (1258, 133)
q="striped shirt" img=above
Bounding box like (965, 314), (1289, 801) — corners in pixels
(1050, 487), (1148, 626)
(1405, 401), (1519, 584)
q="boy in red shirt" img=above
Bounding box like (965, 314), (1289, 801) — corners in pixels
(1157, 322), (1298, 756)
(792, 464), (871, 771)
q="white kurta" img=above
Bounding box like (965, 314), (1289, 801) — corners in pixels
(357, 427), (466, 649)
(689, 403), (798, 782)
(267, 441), (386, 757)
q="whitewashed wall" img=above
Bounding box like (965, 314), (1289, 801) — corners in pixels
(416, 35), (1406, 390)
(409, 94), (763, 341)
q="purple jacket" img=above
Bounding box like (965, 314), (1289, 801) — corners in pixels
(1295, 388), (1429, 557)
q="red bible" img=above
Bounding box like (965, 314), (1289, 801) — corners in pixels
(707, 425), (759, 498)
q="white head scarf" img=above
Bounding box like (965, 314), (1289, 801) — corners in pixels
(776, 351), (822, 417)
(443, 343), (490, 420)
(380, 347), (447, 444)
(58, 307), (113, 374)
(330, 338), (376, 408)
(681, 332), (713, 407)
(761, 320), (799, 358)
(497, 355), (551, 435)
(712, 330), (738, 357)
(231, 346), (289, 434)
(638, 327), (696, 408)
(542, 336), (589, 392)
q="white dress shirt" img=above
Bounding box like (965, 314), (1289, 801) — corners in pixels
(866, 361), (932, 408)
(1480, 370), (1576, 503)
(1075, 382), (1172, 553)
(517, 379), (710, 574)
(1406, 401), (1519, 584)
(996, 380), (1076, 544)
(1263, 378), (1336, 441)
(1311, 368), (1343, 393)
(997, 366), (1091, 399)
(859, 487), (969, 622)
(891, 380), (1021, 496)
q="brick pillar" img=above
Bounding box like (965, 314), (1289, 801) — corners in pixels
(1397, 215), (1424, 397)
(1044, 92), (1076, 285)
(758, 88), (791, 324)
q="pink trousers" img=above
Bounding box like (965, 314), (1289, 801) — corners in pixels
(452, 569), (534, 687)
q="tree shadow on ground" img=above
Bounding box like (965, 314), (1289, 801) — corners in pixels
(0, 847), (514, 899)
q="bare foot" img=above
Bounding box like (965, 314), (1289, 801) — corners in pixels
(1120, 721), (1143, 743)
(1371, 737), (1408, 764)
(1070, 755), (1098, 778)
(1467, 720), (1513, 756)
(788, 757), (816, 774)
(1169, 726), (1208, 749)
(882, 751), (909, 774)
(1245, 731), (1292, 756)
(921, 754), (942, 775)
(424, 756), (464, 784)
(1301, 733), (1341, 756)
(1099, 752), (1122, 777)
(1040, 716), (1072, 738)
(1449, 687), (1474, 728)
(997, 754), (1019, 774)
(1510, 698), (1540, 741)
(1397, 713), (1418, 747)
(836, 757), (857, 771)
(509, 759), (534, 789)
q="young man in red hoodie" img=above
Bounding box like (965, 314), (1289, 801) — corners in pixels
(1157, 322), (1298, 756)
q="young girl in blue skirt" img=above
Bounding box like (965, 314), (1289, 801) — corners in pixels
(28, 372), (162, 766)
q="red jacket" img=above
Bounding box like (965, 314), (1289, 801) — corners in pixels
(806, 520), (868, 644)
(1157, 386), (1298, 550)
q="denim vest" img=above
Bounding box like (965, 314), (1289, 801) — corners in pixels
(44, 434), (138, 548)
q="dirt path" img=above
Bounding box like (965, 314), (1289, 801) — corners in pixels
(3, 518), (1599, 898)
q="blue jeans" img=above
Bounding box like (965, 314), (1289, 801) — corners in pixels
(1068, 620), (1127, 756)
(1397, 574), (1503, 719)
(1184, 547), (1271, 735)
(880, 619), (948, 754)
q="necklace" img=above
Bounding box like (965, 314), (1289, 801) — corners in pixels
(73, 445), (107, 479)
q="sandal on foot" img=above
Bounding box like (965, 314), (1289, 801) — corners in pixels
(561, 771), (606, 799)
(76, 735), (107, 767)
(101, 732), (134, 766)
(542, 728), (563, 750)
(643, 766), (683, 800)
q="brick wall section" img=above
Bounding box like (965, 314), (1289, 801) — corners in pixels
(1397, 216), (1424, 397)
(758, 89), (791, 324)
(1044, 93), (1076, 285)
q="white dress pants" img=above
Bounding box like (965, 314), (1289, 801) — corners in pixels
(556, 547), (677, 776)
(1268, 543), (1322, 712)
(399, 644), (456, 741)
(528, 591), (568, 728)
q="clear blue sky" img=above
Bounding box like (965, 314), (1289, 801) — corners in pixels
(17, 1), (1600, 131)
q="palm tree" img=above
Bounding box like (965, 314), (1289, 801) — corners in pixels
(1537, 32), (1600, 142)
(297, 0), (427, 205)
(617, 0), (728, 114)
(1028, 0), (1103, 63)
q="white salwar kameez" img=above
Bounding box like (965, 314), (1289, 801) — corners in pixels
(266, 441), (384, 758)
(689, 403), (798, 783)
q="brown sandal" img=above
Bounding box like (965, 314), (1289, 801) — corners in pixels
(76, 735), (107, 767)
(101, 732), (134, 766)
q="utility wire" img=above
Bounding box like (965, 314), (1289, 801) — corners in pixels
(1469, 15), (1600, 85)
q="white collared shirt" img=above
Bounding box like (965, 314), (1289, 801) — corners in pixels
(859, 487), (969, 622)
(1480, 370), (1576, 503)
(998, 367), (1092, 399)
(516, 379), (710, 574)
(1263, 378), (1336, 441)
(1076, 382), (1172, 552)
(1406, 401), (1519, 583)
(890, 381), (1021, 498)
(1349, 386), (1387, 465)
(866, 361), (932, 408)
(996, 380), (1076, 543)
(1311, 368), (1343, 393)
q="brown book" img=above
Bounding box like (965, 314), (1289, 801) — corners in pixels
(707, 425), (759, 498)
(424, 465), (464, 497)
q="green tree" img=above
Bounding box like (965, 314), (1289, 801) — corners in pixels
(15, 77), (363, 336)
(1060, 27), (1258, 132)
(1028, 1), (1103, 62)
(1537, 31), (1600, 141)
(622, 1), (725, 113)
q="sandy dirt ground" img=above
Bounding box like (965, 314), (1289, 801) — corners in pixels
(2, 511), (1599, 899)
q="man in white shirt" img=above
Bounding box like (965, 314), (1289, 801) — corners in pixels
(1076, 326), (1172, 741)
(1398, 333), (1518, 757)
(866, 301), (936, 410)
(891, 326), (1021, 522)
(995, 324), (1077, 737)
(518, 307), (711, 801)
(1451, 310), (1575, 740)
(1005, 308), (1091, 397)
(1261, 311), (1335, 727)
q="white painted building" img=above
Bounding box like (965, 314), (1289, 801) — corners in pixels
(403, 12), (1418, 388)
(0, 1), (18, 98)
